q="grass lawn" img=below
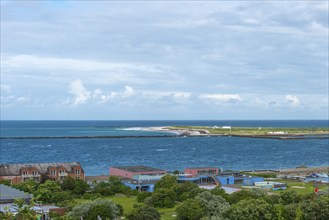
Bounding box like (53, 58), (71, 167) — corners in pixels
(158, 207), (176, 220)
(110, 195), (139, 214)
(111, 196), (177, 220)
(74, 195), (177, 219)
(272, 179), (329, 195)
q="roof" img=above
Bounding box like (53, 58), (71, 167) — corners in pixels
(0, 184), (32, 202)
(186, 167), (219, 170)
(111, 166), (166, 173)
(0, 203), (60, 213)
(85, 175), (109, 182)
(0, 162), (83, 176)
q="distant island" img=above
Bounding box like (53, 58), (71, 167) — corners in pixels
(147, 126), (329, 140)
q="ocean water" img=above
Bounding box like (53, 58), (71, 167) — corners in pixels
(1, 120), (328, 175)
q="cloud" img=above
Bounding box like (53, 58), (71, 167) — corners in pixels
(199, 94), (242, 104)
(92, 89), (117, 104)
(16, 96), (30, 103)
(286, 95), (301, 107)
(69, 79), (90, 105)
(123, 86), (135, 98)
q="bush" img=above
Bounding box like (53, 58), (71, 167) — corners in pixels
(176, 199), (203, 220)
(126, 205), (161, 220)
(154, 175), (178, 190)
(145, 188), (176, 208)
(137, 191), (152, 203)
(172, 182), (199, 201)
(226, 198), (274, 220)
(195, 191), (230, 219)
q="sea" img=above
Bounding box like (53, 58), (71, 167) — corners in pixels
(1, 120), (328, 176)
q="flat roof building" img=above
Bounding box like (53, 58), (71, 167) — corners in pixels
(109, 166), (167, 180)
(109, 166), (167, 192)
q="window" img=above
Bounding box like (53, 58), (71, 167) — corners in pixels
(22, 171), (28, 175)
(50, 170), (56, 176)
(75, 169), (80, 175)
(32, 171), (38, 175)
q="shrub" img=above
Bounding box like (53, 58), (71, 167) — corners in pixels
(137, 191), (152, 203)
(176, 199), (203, 220)
(126, 205), (161, 220)
(145, 188), (176, 208)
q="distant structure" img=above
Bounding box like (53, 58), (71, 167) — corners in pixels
(184, 167), (219, 176)
(0, 162), (85, 184)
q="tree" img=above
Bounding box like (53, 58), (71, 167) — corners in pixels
(137, 191), (152, 203)
(145, 188), (176, 208)
(226, 189), (262, 204)
(61, 176), (76, 191)
(195, 191), (230, 219)
(227, 198), (274, 220)
(300, 195), (329, 220)
(154, 174), (178, 190)
(176, 199), (203, 220)
(34, 180), (61, 203)
(61, 176), (89, 195)
(173, 182), (199, 201)
(126, 205), (161, 220)
(13, 179), (38, 193)
(279, 191), (299, 205)
(14, 198), (37, 220)
(108, 176), (130, 193)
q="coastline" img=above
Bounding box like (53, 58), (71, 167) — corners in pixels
(142, 126), (329, 140)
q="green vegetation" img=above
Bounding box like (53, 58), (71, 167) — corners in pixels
(2, 176), (329, 220)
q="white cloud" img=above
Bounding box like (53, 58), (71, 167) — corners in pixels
(199, 94), (242, 103)
(286, 95), (301, 107)
(122, 86), (135, 98)
(16, 96), (29, 103)
(69, 79), (90, 105)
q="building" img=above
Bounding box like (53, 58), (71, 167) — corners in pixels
(0, 162), (85, 184)
(85, 175), (109, 185)
(254, 181), (287, 190)
(109, 166), (167, 192)
(110, 166), (167, 180)
(0, 184), (65, 219)
(216, 174), (264, 186)
(184, 167), (219, 176)
(0, 184), (32, 204)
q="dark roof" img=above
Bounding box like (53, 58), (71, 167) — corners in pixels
(0, 162), (83, 176)
(112, 166), (166, 173)
(0, 184), (32, 202)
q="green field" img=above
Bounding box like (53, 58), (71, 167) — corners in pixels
(75, 195), (177, 220)
(272, 179), (329, 195)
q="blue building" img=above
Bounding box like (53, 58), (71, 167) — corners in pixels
(216, 176), (235, 185)
(216, 175), (264, 186)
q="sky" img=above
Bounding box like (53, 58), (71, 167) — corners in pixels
(1, 0), (328, 120)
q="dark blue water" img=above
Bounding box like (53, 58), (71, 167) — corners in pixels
(1, 120), (328, 175)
